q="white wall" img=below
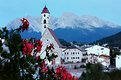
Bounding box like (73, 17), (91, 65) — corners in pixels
(41, 29), (62, 64)
(41, 13), (50, 34)
(85, 45), (110, 67)
(64, 48), (83, 63)
(116, 55), (121, 69)
(86, 45), (110, 56)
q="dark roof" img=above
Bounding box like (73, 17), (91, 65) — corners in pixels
(66, 46), (77, 49)
(41, 6), (50, 14)
(47, 28), (65, 48)
(63, 46), (86, 52)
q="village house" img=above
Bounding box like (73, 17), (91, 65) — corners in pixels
(63, 46), (86, 63)
(116, 55), (121, 69)
(85, 45), (110, 67)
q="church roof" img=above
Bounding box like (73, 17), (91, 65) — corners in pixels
(63, 46), (86, 52)
(47, 28), (65, 48)
(41, 6), (50, 14)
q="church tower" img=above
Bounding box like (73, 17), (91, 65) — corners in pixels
(41, 6), (50, 35)
(40, 6), (63, 65)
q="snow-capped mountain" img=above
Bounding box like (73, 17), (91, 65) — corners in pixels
(7, 16), (42, 32)
(51, 13), (118, 29)
(6, 13), (121, 42)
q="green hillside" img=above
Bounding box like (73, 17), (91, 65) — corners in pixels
(96, 31), (121, 47)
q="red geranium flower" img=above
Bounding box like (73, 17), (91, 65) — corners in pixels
(41, 67), (48, 73)
(21, 18), (29, 31)
(35, 40), (42, 52)
(40, 60), (46, 69)
(35, 56), (39, 61)
(55, 66), (78, 80)
(22, 39), (34, 55)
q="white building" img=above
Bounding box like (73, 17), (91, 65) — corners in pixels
(39, 6), (64, 65)
(63, 46), (86, 63)
(86, 54), (98, 64)
(41, 6), (50, 34)
(116, 55), (121, 69)
(85, 45), (110, 67)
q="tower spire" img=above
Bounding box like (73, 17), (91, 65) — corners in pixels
(41, 6), (50, 35)
(41, 5), (50, 14)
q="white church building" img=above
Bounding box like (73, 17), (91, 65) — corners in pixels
(39, 6), (65, 64)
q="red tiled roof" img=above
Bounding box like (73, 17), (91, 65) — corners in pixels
(47, 28), (65, 48)
(41, 6), (50, 14)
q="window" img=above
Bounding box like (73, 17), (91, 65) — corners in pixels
(44, 25), (46, 28)
(101, 48), (104, 50)
(78, 52), (79, 54)
(78, 57), (79, 59)
(44, 14), (46, 17)
(67, 57), (69, 59)
(67, 52), (69, 55)
(44, 20), (46, 24)
(73, 52), (75, 54)
(65, 52), (66, 55)
(73, 57), (75, 59)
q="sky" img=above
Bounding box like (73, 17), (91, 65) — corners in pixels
(0, 0), (121, 27)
